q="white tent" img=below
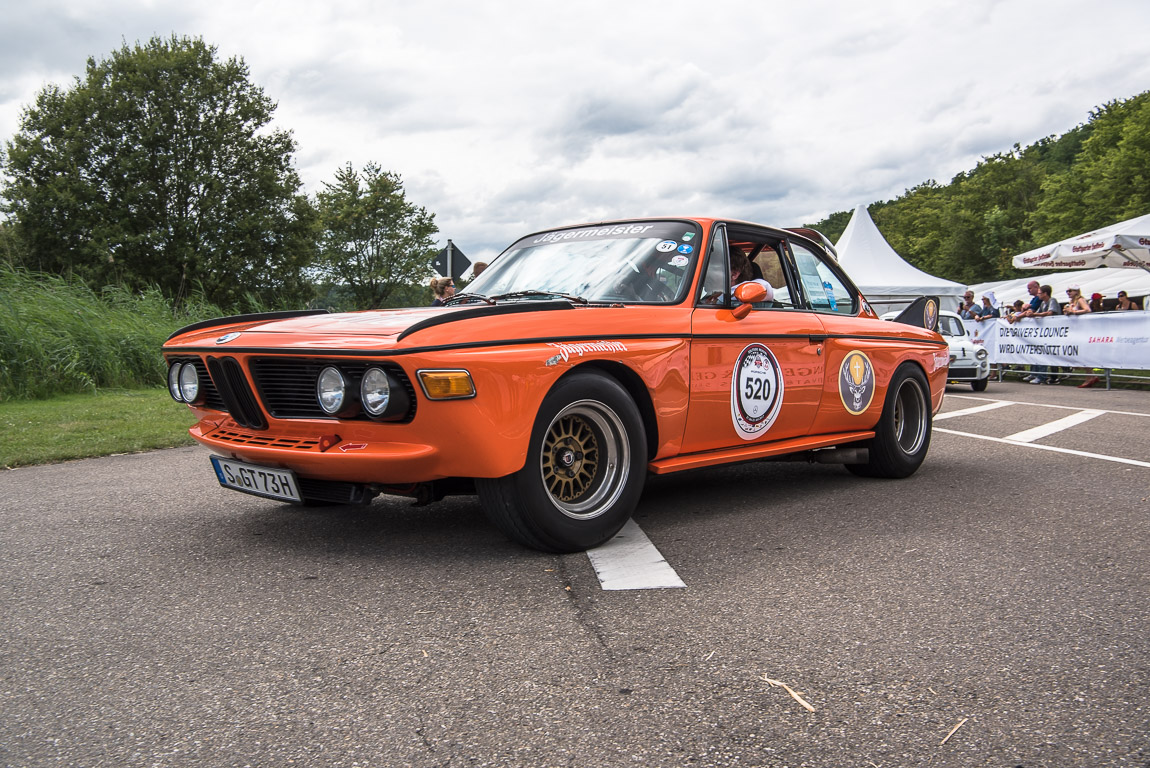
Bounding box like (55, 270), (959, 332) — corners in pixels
(1011, 211), (1150, 270)
(969, 267), (1150, 309)
(834, 205), (966, 315)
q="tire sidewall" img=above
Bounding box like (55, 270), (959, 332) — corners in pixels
(870, 362), (932, 478)
(512, 372), (647, 551)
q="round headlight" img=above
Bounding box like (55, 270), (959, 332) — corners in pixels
(179, 362), (200, 403)
(168, 362), (185, 402)
(361, 367), (391, 417)
(317, 366), (347, 415)
(975, 348), (988, 360)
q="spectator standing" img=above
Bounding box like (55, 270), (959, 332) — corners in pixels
(1008, 281), (1043, 323)
(959, 290), (982, 320)
(1024, 285), (1061, 385)
(1063, 286), (1091, 315)
(429, 277), (455, 306)
(1089, 292), (1105, 312)
(1116, 291), (1143, 311)
(976, 291), (1000, 321)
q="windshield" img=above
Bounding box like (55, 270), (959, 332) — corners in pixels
(938, 315), (964, 337)
(461, 221), (702, 304)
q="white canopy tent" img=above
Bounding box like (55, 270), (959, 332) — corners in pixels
(969, 267), (1150, 309)
(834, 205), (966, 315)
(1011, 211), (1150, 271)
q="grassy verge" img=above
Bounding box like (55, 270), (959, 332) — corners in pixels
(0, 388), (198, 469)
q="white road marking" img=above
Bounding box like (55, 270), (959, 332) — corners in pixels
(1003, 409), (1105, 443)
(934, 427), (1150, 468)
(935, 401), (1015, 421)
(586, 518), (686, 590)
(947, 394), (1150, 419)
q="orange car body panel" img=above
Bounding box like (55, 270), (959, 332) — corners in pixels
(163, 217), (947, 489)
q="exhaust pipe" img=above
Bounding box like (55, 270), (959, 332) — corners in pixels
(808, 447), (868, 464)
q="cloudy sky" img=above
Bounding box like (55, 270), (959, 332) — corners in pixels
(2, 0), (1149, 266)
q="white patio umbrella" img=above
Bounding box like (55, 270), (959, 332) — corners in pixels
(1012, 211), (1150, 273)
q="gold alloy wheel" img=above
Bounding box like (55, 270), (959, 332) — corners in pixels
(538, 399), (629, 520)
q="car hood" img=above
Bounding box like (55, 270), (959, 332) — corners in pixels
(163, 300), (629, 352)
(946, 335), (980, 357)
(252, 307), (443, 337)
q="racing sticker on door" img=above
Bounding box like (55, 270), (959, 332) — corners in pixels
(838, 350), (875, 415)
(731, 343), (785, 440)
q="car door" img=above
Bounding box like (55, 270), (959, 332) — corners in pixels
(680, 224), (826, 454)
(786, 238), (889, 434)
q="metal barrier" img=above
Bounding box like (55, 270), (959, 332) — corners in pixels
(993, 365), (1150, 389)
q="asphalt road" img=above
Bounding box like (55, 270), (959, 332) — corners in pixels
(2, 381), (1148, 767)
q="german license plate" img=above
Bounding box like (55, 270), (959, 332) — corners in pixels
(210, 456), (302, 503)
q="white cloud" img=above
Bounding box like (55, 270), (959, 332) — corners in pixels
(2, 0), (1149, 265)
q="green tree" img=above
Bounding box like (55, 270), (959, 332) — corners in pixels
(0, 35), (316, 307)
(316, 162), (438, 309)
(1032, 92), (1150, 242)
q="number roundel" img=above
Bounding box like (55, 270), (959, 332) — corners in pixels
(731, 343), (785, 440)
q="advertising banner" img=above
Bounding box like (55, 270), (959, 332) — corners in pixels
(963, 313), (1150, 369)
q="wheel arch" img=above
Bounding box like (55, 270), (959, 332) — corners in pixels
(556, 360), (659, 462)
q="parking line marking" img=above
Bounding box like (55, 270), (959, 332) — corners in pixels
(935, 401), (1015, 421)
(934, 427), (1150, 468)
(1004, 409), (1105, 443)
(587, 519), (686, 590)
(947, 394), (1150, 419)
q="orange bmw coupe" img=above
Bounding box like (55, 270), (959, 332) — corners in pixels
(164, 218), (947, 552)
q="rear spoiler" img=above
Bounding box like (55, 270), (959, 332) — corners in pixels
(891, 297), (940, 332)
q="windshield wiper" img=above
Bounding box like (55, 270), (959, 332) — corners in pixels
(487, 290), (589, 305)
(444, 292), (496, 306)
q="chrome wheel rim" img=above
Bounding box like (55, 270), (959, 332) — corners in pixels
(893, 377), (928, 455)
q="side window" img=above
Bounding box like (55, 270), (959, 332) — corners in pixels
(790, 242), (855, 315)
(697, 226), (729, 305)
(748, 245), (795, 310)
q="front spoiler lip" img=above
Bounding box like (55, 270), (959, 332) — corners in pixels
(191, 424), (442, 484)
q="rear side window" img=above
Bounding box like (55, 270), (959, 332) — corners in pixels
(790, 242), (856, 315)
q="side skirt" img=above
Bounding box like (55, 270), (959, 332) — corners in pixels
(647, 431), (875, 475)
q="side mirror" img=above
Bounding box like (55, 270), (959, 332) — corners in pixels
(733, 281), (768, 304)
(730, 282), (769, 319)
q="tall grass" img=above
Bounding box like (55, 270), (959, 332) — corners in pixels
(0, 266), (226, 401)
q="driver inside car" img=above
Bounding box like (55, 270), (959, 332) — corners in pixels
(729, 247), (775, 303)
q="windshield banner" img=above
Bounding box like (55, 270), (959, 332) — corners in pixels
(963, 313), (1150, 370)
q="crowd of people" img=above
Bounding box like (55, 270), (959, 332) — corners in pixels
(957, 281), (1146, 387)
(958, 282), (1143, 322)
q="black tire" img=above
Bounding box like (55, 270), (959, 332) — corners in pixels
(476, 372), (647, 553)
(971, 378), (989, 392)
(846, 363), (932, 479)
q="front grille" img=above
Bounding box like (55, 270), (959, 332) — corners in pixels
(206, 356), (267, 430)
(250, 358), (417, 422)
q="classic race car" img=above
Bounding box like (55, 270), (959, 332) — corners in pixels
(163, 218), (948, 552)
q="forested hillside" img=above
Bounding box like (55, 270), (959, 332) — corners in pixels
(807, 91), (1150, 285)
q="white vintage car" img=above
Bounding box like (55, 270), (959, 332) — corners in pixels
(884, 309), (990, 391)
